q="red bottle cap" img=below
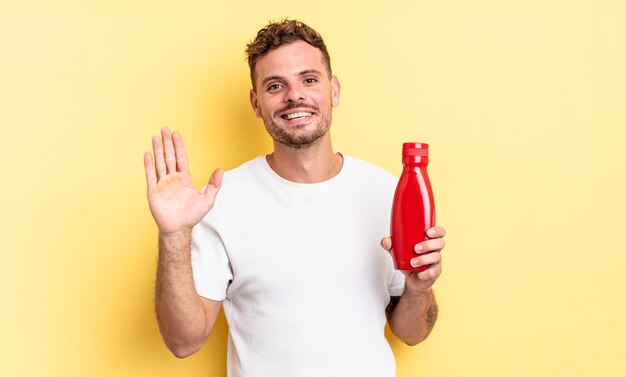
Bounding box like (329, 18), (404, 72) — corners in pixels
(402, 143), (429, 157)
(402, 142), (429, 164)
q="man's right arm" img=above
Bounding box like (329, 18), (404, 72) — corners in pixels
(155, 231), (221, 358)
(144, 128), (223, 357)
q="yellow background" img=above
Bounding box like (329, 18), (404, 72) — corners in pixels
(2, 0), (625, 376)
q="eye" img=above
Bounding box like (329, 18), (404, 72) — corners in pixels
(267, 83), (283, 92)
(304, 78), (318, 84)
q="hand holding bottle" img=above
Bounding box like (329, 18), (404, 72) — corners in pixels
(143, 128), (223, 235)
(380, 226), (446, 291)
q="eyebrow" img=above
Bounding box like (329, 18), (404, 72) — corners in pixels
(260, 69), (323, 87)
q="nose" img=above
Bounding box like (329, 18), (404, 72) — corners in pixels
(284, 83), (306, 102)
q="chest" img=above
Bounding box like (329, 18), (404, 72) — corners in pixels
(221, 189), (391, 304)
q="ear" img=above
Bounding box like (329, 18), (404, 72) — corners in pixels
(249, 88), (262, 118)
(330, 75), (341, 108)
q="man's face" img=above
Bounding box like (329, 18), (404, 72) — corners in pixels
(249, 40), (340, 150)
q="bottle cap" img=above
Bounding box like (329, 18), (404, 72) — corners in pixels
(402, 142), (429, 164)
(402, 142), (429, 156)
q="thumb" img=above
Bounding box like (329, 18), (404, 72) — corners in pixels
(203, 168), (223, 202)
(380, 236), (392, 252)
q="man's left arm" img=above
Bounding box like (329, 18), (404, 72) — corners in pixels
(381, 226), (446, 346)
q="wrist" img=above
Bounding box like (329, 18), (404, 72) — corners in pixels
(159, 229), (192, 240)
(403, 284), (433, 298)
(158, 230), (192, 256)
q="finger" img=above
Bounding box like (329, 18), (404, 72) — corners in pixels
(380, 237), (392, 251)
(152, 135), (166, 180)
(161, 128), (177, 174)
(410, 251), (441, 269)
(426, 226), (446, 238)
(414, 238), (445, 254)
(143, 152), (157, 190)
(417, 262), (442, 281)
(203, 168), (224, 204)
(172, 131), (189, 173)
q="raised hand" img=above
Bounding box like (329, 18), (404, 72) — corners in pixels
(144, 128), (223, 235)
(380, 226), (446, 292)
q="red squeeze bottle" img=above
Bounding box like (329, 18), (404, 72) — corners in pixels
(390, 143), (436, 272)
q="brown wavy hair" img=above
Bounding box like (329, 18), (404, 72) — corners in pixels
(246, 19), (332, 91)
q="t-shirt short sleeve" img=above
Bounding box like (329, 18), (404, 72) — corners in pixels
(190, 208), (233, 301)
(387, 265), (406, 297)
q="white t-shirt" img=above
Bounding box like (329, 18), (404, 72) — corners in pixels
(191, 155), (406, 377)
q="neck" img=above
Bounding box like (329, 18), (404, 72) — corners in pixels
(267, 135), (343, 183)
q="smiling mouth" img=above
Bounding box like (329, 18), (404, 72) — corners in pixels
(281, 111), (313, 120)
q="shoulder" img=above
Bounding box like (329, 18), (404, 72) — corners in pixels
(342, 154), (397, 187)
(217, 156), (268, 190)
(202, 156), (267, 207)
(222, 156), (266, 179)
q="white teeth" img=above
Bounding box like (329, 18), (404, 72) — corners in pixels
(284, 112), (312, 120)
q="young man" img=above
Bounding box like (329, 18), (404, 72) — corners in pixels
(144, 19), (446, 377)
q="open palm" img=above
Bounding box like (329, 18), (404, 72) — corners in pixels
(144, 128), (222, 235)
